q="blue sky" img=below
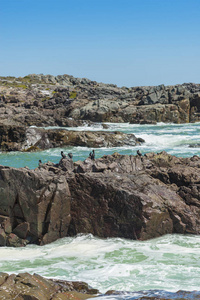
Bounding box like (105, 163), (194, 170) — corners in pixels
(1, 0), (200, 87)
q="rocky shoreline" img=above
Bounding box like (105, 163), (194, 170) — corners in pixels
(0, 272), (199, 300)
(1, 73), (200, 152)
(1, 74), (200, 128)
(0, 74), (200, 299)
(0, 272), (98, 300)
(0, 151), (199, 247)
(0, 125), (144, 152)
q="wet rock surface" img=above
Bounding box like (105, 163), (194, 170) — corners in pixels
(1, 74), (200, 127)
(0, 272), (198, 300)
(0, 125), (144, 151)
(0, 272), (98, 300)
(0, 152), (199, 247)
(100, 289), (200, 299)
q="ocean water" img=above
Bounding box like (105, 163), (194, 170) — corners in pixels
(0, 122), (200, 169)
(0, 122), (200, 297)
(0, 234), (199, 296)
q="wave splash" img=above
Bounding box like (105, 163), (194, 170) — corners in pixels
(0, 234), (199, 293)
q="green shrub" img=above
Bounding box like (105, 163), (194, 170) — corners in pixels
(69, 91), (77, 99)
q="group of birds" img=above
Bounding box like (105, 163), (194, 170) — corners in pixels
(61, 150), (95, 161)
(39, 149), (142, 168)
(61, 151), (73, 159)
(38, 149), (96, 168)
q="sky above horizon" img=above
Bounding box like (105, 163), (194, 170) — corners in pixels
(1, 0), (200, 87)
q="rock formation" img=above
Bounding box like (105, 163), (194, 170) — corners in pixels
(0, 152), (199, 247)
(0, 272), (198, 299)
(0, 125), (144, 151)
(1, 74), (200, 127)
(0, 272), (98, 299)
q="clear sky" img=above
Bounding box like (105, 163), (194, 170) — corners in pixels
(1, 0), (200, 87)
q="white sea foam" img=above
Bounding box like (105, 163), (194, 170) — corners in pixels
(1, 122), (200, 169)
(0, 123), (200, 295)
(0, 234), (199, 293)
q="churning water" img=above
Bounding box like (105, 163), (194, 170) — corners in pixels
(0, 122), (200, 169)
(0, 122), (200, 297)
(0, 234), (200, 294)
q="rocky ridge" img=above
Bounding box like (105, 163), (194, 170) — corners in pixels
(0, 151), (199, 247)
(1, 74), (200, 127)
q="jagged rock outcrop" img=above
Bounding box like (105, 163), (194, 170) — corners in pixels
(1, 74), (200, 126)
(69, 152), (200, 239)
(0, 272), (198, 300)
(0, 152), (199, 247)
(0, 159), (72, 246)
(0, 272), (98, 299)
(0, 125), (144, 151)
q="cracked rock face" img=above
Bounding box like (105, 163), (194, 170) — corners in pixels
(70, 152), (200, 240)
(0, 161), (71, 246)
(0, 152), (200, 247)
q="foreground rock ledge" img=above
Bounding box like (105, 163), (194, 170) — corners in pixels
(0, 151), (200, 247)
(0, 273), (199, 300)
(0, 272), (98, 300)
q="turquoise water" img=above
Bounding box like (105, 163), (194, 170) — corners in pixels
(0, 122), (200, 169)
(0, 234), (199, 294)
(0, 122), (199, 296)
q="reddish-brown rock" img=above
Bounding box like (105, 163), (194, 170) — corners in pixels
(0, 152), (200, 246)
(0, 273), (98, 299)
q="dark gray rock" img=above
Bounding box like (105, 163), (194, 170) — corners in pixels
(1, 74), (200, 126)
(0, 125), (144, 151)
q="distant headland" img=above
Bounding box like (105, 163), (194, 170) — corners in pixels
(0, 73), (200, 126)
(0, 74), (200, 151)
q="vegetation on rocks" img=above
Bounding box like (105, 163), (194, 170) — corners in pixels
(0, 74), (200, 129)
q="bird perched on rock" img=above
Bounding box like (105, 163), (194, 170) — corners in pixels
(89, 149), (95, 160)
(68, 152), (73, 159)
(38, 160), (43, 168)
(137, 150), (142, 157)
(61, 151), (66, 159)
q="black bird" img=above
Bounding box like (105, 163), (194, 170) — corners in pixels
(61, 151), (66, 159)
(89, 149), (95, 160)
(68, 152), (73, 159)
(38, 160), (42, 168)
(137, 150), (142, 157)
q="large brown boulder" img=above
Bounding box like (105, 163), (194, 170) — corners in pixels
(0, 152), (199, 247)
(0, 273), (98, 300)
(0, 161), (72, 246)
(68, 153), (200, 240)
(0, 272), (199, 299)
